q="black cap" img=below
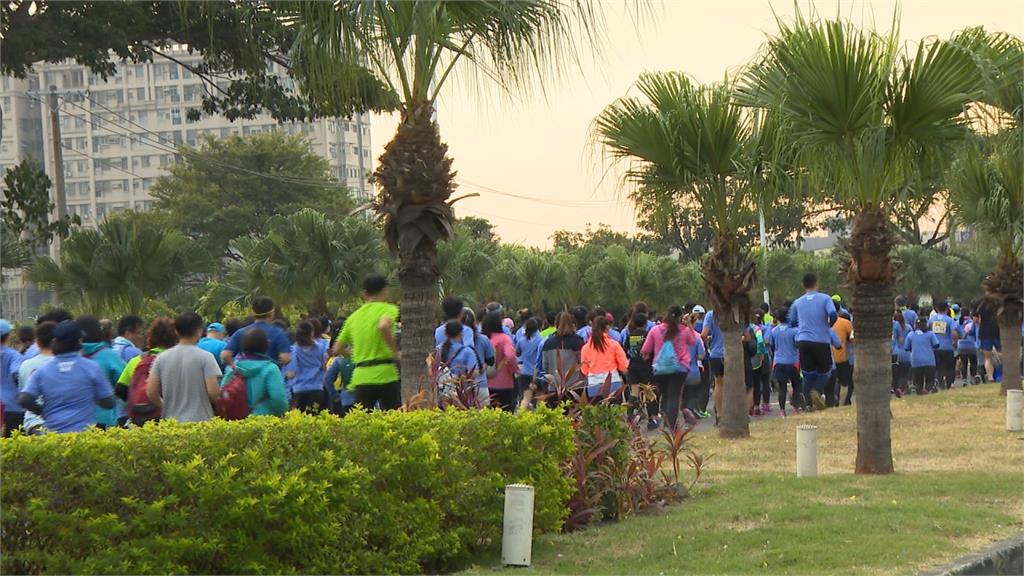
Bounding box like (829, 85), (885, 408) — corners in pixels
(53, 320), (84, 344)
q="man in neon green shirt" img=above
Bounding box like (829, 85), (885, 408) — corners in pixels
(336, 274), (401, 410)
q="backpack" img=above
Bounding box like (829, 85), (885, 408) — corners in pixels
(435, 344), (466, 400)
(625, 330), (653, 382)
(750, 325), (766, 370)
(652, 339), (683, 376)
(216, 369), (251, 421)
(127, 354), (160, 424)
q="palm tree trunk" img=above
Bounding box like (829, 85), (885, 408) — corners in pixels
(399, 262), (437, 400)
(998, 322), (1022, 394)
(719, 322), (749, 438)
(847, 208), (895, 474)
(852, 282), (894, 474)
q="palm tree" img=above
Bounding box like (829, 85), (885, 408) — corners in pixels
(490, 245), (569, 313)
(951, 129), (1023, 393)
(594, 72), (783, 438)
(437, 221), (497, 308)
(276, 1), (601, 396)
(212, 209), (384, 317)
(737, 14), (989, 473)
(29, 218), (209, 317)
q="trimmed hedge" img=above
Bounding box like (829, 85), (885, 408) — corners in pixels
(1, 406), (574, 574)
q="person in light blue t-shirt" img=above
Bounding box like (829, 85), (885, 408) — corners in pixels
(891, 311), (913, 397)
(769, 307), (802, 413)
(787, 273), (837, 410)
(435, 298), (475, 348)
(284, 319), (329, 414)
(197, 322), (228, 371)
(927, 301), (961, 390)
(905, 319), (939, 395)
(19, 320), (115, 434)
(701, 308), (726, 422)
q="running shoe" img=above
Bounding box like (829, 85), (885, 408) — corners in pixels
(780, 407), (787, 418)
(810, 390), (827, 411)
(752, 406), (762, 416)
(894, 388), (904, 399)
(973, 375), (982, 385)
(647, 418), (659, 431)
(761, 403), (772, 414)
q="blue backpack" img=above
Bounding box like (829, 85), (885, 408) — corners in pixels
(652, 340), (683, 375)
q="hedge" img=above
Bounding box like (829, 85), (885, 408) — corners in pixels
(1, 406), (575, 574)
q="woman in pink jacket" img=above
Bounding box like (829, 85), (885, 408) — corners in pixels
(641, 305), (697, 430)
(482, 312), (519, 412)
(580, 316), (628, 401)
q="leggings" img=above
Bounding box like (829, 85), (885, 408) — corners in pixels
(752, 365), (771, 406)
(491, 388), (518, 413)
(698, 365), (711, 412)
(935, 350), (956, 390)
(682, 370), (703, 414)
(773, 364), (801, 411)
(354, 381), (402, 411)
(293, 390), (328, 414)
(654, 372), (687, 430)
(911, 366), (936, 394)
(891, 356), (910, 394)
(958, 352), (978, 381)
(2, 411), (24, 437)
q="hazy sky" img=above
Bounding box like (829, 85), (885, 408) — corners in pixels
(370, 0), (1024, 248)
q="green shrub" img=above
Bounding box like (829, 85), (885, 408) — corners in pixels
(1, 407), (574, 575)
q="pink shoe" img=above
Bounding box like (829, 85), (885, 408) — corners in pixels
(761, 403), (772, 414)
(780, 407), (787, 418)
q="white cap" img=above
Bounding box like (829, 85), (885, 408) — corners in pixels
(692, 305), (706, 314)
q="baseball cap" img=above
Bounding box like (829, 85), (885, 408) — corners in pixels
(0, 319), (12, 337)
(53, 320), (84, 344)
(831, 294), (842, 303)
(692, 305), (706, 314)
(951, 303), (960, 311)
(207, 322), (226, 333)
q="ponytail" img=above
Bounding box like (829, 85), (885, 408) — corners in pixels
(591, 316), (608, 353)
(664, 305), (683, 339)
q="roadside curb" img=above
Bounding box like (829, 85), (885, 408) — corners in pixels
(920, 533), (1024, 576)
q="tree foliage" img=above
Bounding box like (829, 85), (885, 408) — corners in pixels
(149, 132), (354, 267)
(1, 1), (397, 122)
(28, 218), (210, 317)
(203, 209), (385, 317)
(1, 159), (80, 257)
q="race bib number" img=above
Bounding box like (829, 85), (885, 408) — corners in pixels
(932, 320), (947, 335)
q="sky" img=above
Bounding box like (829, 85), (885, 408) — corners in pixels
(370, 0), (1024, 248)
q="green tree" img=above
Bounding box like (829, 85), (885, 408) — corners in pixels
(738, 14), (993, 473)
(2, 1), (395, 122)
(489, 245), (570, 313)
(437, 221), (498, 309)
(1, 159), (80, 253)
(208, 209), (384, 317)
(276, 1), (602, 395)
(150, 132), (354, 266)
(595, 72), (788, 438)
(28, 219), (210, 317)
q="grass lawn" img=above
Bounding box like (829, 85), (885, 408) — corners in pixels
(464, 384), (1024, 575)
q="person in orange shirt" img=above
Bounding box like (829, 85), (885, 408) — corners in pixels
(832, 309), (854, 405)
(580, 316), (628, 402)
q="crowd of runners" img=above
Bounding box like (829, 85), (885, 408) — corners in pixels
(0, 272), (1012, 436)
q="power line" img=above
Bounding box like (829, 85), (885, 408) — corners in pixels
(457, 178), (631, 208)
(59, 142), (146, 180)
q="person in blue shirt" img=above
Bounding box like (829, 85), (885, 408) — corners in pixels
(0, 319), (25, 436)
(284, 319), (328, 413)
(222, 297), (292, 366)
(891, 310), (913, 397)
(515, 318), (544, 409)
(462, 309), (495, 407)
(572, 306), (592, 343)
(787, 273), (838, 411)
(18, 320), (115, 434)
(435, 320), (480, 407)
(435, 298), (475, 348)
(111, 315), (144, 363)
(928, 301), (962, 390)
(20, 309), (74, 361)
(198, 322), (229, 370)
(701, 308), (726, 423)
(769, 307), (802, 414)
(77, 315), (126, 430)
(690, 305), (713, 417)
(905, 318), (940, 394)
(957, 311), (980, 385)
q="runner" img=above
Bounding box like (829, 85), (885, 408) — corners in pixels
(221, 328), (289, 417)
(832, 309), (855, 405)
(957, 309), (980, 385)
(335, 275), (402, 411)
(928, 301), (961, 390)
(702, 307), (726, 425)
(146, 312), (224, 422)
(18, 320), (116, 434)
(77, 315), (126, 430)
(284, 319), (329, 413)
(892, 310), (912, 397)
(788, 273), (838, 411)
(0, 319), (23, 436)
(112, 315), (145, 362)
(222, 297), (292, 366)
(482, 311), (518, 412)
(581, 315), (628, 403)
(905, 318), (940, 395)
(197, 322), (228, 370)
(623, 311), (657, 429)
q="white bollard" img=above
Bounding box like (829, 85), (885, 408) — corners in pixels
(1007, 390), (1023, 432)
(796, 425), (818, 477)
(502, 484), (535, 567)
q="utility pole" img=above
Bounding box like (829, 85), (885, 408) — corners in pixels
(46, 86), (68, 262)
(759, 207), (770, 308)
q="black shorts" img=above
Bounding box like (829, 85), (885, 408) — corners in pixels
(798, 342), (833, 374)
(835, 361), (853, 386)
(708, 357), (725, 377)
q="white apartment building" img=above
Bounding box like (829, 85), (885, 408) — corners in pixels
(1, 49), (375, 320)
